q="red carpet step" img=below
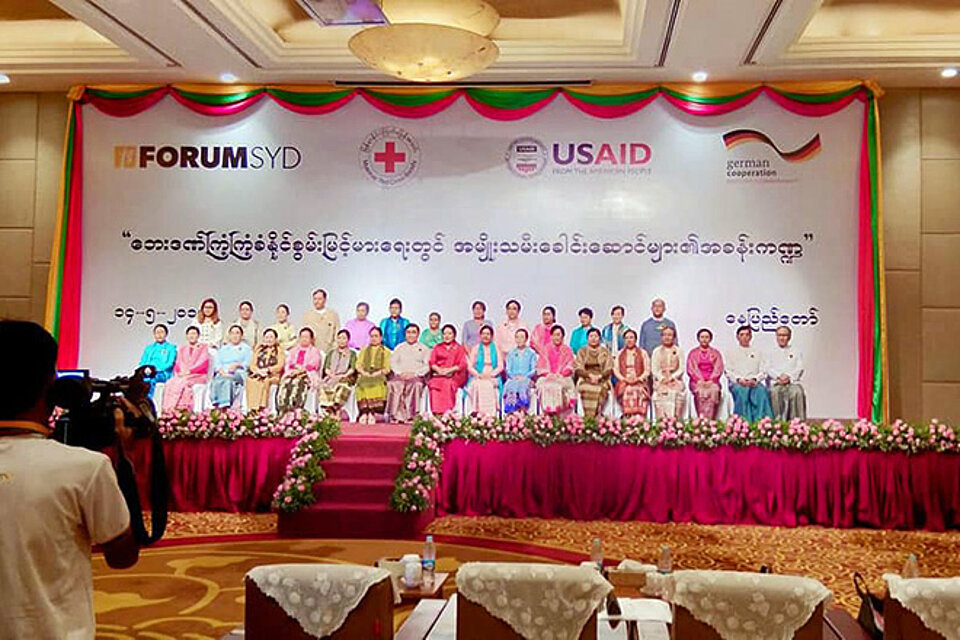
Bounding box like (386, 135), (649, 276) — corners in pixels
(278, 423), (435, 539)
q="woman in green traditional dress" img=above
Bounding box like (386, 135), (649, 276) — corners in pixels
(355, 327), (391, 424)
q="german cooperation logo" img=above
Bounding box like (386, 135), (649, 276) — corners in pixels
(722, 129), (821, 181)
(506, 137), (652, 177)
(359, 126), (421, 187)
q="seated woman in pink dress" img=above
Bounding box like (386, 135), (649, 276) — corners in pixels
(428, 324), (468, 416)
(161, 325), (210, 413)
(535, 325), (576, 416)
(276, 327), (322, 413)
(467, 325), (504, 416)
(652, 326), (686, 419)
(686, 327), (724, 419)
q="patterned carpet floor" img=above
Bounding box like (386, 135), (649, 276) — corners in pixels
(164, 513), (960, 611)
(425, 516), (960, 613)
(95, 512), (960, 637)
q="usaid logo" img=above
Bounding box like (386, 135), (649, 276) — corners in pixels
(553, 142), (652, 166)
(506, 138), (653, 177)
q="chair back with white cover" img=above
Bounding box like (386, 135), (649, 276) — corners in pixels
(883, 573), (960, 640)
(244, 564), (397, 639)
(668, 570), (830, 640)
(455, 562), (611, 640)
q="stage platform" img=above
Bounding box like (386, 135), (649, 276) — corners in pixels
(133, 422), (960, 535)
(438, 440), (960, 531)
(277, 424), (435, 539)
(129, 423), (435, 539)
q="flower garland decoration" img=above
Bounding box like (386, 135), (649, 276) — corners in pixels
(157, 407), (329, 440)
(272, 416), (341, 512)
(390, 412), (959, 512)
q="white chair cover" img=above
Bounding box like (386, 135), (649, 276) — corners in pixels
(668, 570), (830, 640)
(246, 564), (396, 639)
(456, 562), (612, 640)
(884, 573), (960, 640)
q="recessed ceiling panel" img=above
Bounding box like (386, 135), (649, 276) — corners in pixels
(803, 0), (960, 38)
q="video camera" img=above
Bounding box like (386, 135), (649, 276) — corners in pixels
(50, 365), (168, 545)
(51, 365), (157, 449)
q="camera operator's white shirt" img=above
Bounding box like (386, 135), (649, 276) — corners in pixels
(0, 434), (130, 640)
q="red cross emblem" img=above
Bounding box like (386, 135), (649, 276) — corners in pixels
(374, 141), (406, 173)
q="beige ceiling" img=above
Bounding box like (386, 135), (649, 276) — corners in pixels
(804, 0), (960, 38)
(2, 0), (960, 91)
(0, 0), (71, 21)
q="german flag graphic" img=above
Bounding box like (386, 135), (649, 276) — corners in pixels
(722, 130), (821, 162)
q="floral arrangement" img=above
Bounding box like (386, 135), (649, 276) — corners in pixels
(272, 417), (341, 512)
(158, 408), (330, 440)
(389, 412), (959, 512)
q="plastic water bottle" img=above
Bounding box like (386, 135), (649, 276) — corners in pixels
(658, 545), (672, 574)
(590, 537), (603, 571)
(902, 553), (919, 578)
(422, 535), (436, 588)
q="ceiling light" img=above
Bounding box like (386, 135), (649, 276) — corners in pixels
(0, 73), (10, 85)
(349, 24), (498, 82)
(219, 72), (238, 83)
(348, 0), (500, 83)
(941, 67), (958, 79)
(691, 70), (708, 83)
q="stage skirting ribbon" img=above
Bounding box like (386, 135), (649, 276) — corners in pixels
(125, 436), (296, 512)
(438, 440), (960, 531)
(46, 82), (887, 422)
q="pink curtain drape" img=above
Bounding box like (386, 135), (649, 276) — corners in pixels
(439, 440), (960, 531)
(125, 437), (297, 512)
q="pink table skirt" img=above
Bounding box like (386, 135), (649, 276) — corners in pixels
(438, 441), (960, 531)
(126, 437), (296, 512)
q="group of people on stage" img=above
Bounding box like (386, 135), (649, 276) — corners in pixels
(139, 291), (807, 423)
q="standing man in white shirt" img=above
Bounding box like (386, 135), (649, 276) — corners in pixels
(0, 321), (139, 640)
(301, 288), (341, 354)
(767, 325), (807, 421)
(725, 325), (773, 422)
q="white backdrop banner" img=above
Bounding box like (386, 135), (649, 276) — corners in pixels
(80, 94), (863, 417)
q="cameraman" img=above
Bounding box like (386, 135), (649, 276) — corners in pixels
(0, 321), (139, 639)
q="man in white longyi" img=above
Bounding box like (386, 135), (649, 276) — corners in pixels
(767, 325), (807, 421)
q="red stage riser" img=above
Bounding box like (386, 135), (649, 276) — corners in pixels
(129, 422), (960, 535)
(437, 440), (960, 531)
(127, 423), (434, 538)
